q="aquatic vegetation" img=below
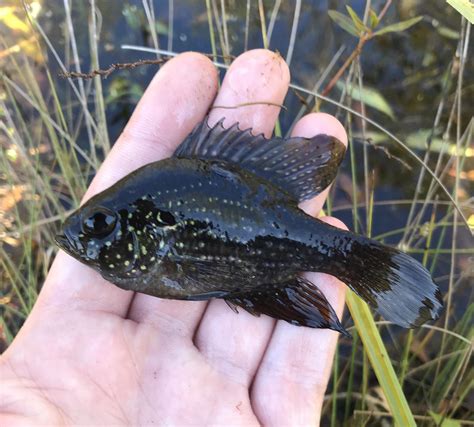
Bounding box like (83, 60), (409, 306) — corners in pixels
(0, 1), (472, 425)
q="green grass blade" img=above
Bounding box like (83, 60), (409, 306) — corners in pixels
(330, 342), (339, 427)
(447, 0), (474, 23)
(205, 0), (217, 62)
(344, 330), (358, 423)
(346, 293), (416, 427)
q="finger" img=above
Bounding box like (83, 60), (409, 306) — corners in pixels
(193, 49), (290, 386)
(251, 114), (348, 426)
(297, 113), (347, 217)
(34, 53), (218, 320)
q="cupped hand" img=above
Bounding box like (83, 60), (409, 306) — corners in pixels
(0, 50), (348, 426)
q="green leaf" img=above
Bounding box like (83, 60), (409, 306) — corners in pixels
(373, 16), (423, 36)
(436, 24), (460, 39)
(155, 20), (168, 35)
(354, 130), (388, 144)
(328, 10), (360, 37)
(429, 411), (462, 427)
(406, 129), (474, 157)
(346, 6), (366, 32)
(336, 81), (395, 119)
(369, 9), (379, 28)
(447, 0), (474, 24)
(346, 293), (416, 427)
(105, 77), (143, 105)
(123, 4), (143, 31)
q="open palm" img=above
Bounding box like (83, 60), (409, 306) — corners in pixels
(0, 50), (348, 426)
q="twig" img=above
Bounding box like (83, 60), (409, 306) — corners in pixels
(60, 58), (170, 79)
(293, 89), (310, 109)
(60, 53), (235, 79)
(361, 137), (413, 170)
(321, 35), (369, 97)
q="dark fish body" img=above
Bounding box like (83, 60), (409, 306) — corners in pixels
(56, 120), (442, 333)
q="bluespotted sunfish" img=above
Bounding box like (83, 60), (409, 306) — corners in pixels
(56, 119), (443, 334)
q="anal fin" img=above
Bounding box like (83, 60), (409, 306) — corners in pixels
(225, 276), (349, 336)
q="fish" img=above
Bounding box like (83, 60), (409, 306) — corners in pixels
(55, 119), (443, 334)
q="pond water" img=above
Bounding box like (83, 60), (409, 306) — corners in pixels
(38, 0), (473, 278)
(1, 0), (473, 423)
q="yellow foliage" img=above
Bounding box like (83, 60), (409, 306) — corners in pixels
(0, 6), (30, 33)
(0, 2), (43, 62)
(468, 214), (474, 231)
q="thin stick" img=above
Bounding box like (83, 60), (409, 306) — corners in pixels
(60, 58), (169, 79)
(59, 53), (235, 79)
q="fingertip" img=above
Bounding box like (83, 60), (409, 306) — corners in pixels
(168, 51), (219, 82)
(292, 113), (348, 217)
(318, 216), (348, 231)
(292, 112), (348, 147)
(234, 49), (291, 86)
(209, 49), (290, 135)
(128, 51), (219, 137)
(121, 51), (218, 149)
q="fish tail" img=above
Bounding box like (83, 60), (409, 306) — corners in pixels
(313, 227), (443, 327)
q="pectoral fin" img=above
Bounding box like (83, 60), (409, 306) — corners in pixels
(225, 276), (349, 336)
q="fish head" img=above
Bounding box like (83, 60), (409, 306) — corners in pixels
(55, 192), (174, 280)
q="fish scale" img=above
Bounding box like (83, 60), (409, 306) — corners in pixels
(56, 119), (442, 334)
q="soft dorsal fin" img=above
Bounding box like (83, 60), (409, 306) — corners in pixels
(173, 118), (346, 202)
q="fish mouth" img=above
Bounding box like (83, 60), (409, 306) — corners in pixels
(55, 233), (72, 253)
(55, 233), (68, 248)
(55, 232), (81, 256)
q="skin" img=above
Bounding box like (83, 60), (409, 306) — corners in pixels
(0, 50), (348, 426)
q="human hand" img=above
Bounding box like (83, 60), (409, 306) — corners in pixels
(0, 50), (348, 426)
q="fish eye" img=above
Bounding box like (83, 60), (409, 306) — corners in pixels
(82, 207), (117, 236)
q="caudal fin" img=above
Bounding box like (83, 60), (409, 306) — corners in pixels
(322, 234), (443, 327)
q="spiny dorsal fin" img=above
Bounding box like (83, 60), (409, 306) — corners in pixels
(173, 118), (346, 202)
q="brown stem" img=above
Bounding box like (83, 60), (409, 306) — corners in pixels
(60, 53), (235, 79)
(320, 34), (369, 97)
(59, 58), (170, 79)
(319, 0), (393, 99)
